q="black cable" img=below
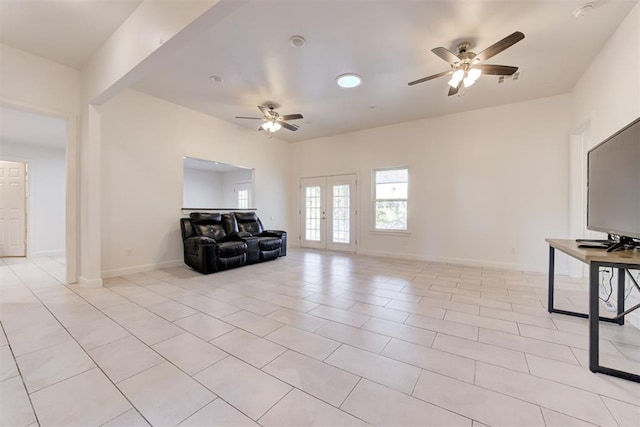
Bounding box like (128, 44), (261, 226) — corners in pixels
(599, 268), (614, 303)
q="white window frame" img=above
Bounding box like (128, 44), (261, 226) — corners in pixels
(372, 167), (409, 233)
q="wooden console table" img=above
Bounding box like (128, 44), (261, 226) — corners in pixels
(546, 238), (640, 383)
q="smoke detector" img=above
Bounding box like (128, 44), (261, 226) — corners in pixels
(573, 3), (594, 18)
(289, 35), (306, 48)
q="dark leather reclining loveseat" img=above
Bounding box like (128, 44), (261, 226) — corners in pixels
(180, 212), (287, 274)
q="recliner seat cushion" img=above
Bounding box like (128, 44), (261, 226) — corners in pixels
(217, 241), (247, 257)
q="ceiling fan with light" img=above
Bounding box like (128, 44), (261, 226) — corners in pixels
(235, 105), (303, 132)
(408, 31), (525, 96)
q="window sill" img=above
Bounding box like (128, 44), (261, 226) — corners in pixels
(369, 230), (411, 237)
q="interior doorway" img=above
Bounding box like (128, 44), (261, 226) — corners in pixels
(0, 160), (27, 257)
(300, 174), (357, 252)
(0, 103), (74, 283)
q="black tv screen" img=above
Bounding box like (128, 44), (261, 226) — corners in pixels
(587, 117), (640, 239)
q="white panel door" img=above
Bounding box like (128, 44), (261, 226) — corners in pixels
(0, 161), (27, 257)
(300, 174), (356, 251)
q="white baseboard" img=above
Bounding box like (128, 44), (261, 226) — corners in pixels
(102, 259), (184, 279)
(29, 250), (65, 258)
(79, 275), (103, 288)
(356, 249), (545, 273)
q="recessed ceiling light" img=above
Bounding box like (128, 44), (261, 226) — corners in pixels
(289, 35), (306, 48)
(209, 75), (224, 83)
(336, 73), (362, 88)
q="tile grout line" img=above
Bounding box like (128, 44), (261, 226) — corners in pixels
(0, 320), (42, 427)
(1, 264), (155, 427)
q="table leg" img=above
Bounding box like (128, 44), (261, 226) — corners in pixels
(548, 246), (555, 313)
(616, 268), (625, 325)
(589, 262), (600, 373)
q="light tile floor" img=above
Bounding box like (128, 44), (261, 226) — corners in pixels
(1, 250), (639, 426)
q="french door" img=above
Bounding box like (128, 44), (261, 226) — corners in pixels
(300, 174), (356, 251)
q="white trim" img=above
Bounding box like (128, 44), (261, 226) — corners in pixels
(79, 275), (103, 288)
(369, 230), (411, 237)
(357, 249), (544, 273)
(29, 250), (65, 258)
(101, 259), (184, 279)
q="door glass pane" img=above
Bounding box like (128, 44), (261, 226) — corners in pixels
(332, 184), (350, 243)
(305, 186), (321, 241)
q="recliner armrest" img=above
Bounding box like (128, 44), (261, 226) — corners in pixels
(260, 230), (287, 256)
(183, 236), (219, 274)
(261, 230), (286, 238)
(185, 236), (217, 253)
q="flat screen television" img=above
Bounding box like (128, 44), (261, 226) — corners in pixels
(587, 116), (640, 251)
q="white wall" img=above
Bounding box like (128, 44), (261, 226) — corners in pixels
(570, 2), (640, 144)
(0, 44), (80, 114)
(99, 89), (291, 277)
(569, 3), (640, 327)
(183, 168), (223, 208)
(291, 94), (571, 272)
(1, 142), (66, 257)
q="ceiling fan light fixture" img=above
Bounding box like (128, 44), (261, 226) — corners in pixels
(262, 120), (282, 132)
(448, 69), (464, 87)
(468, 68), (482, 81)
(336, 73), (362, 88)
(463, 75), (477, 88)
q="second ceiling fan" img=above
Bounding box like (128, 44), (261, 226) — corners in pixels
(408, 31), (525, 96)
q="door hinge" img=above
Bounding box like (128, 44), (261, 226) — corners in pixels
(298, 235), (301, 240)
(299, 209), (301, 215)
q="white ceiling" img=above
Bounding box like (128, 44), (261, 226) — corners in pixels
(0, 0), (142, 68)
(0, 0), (636, 143)
(132, 0), (637, 142)
(0, 105), (67, 149)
